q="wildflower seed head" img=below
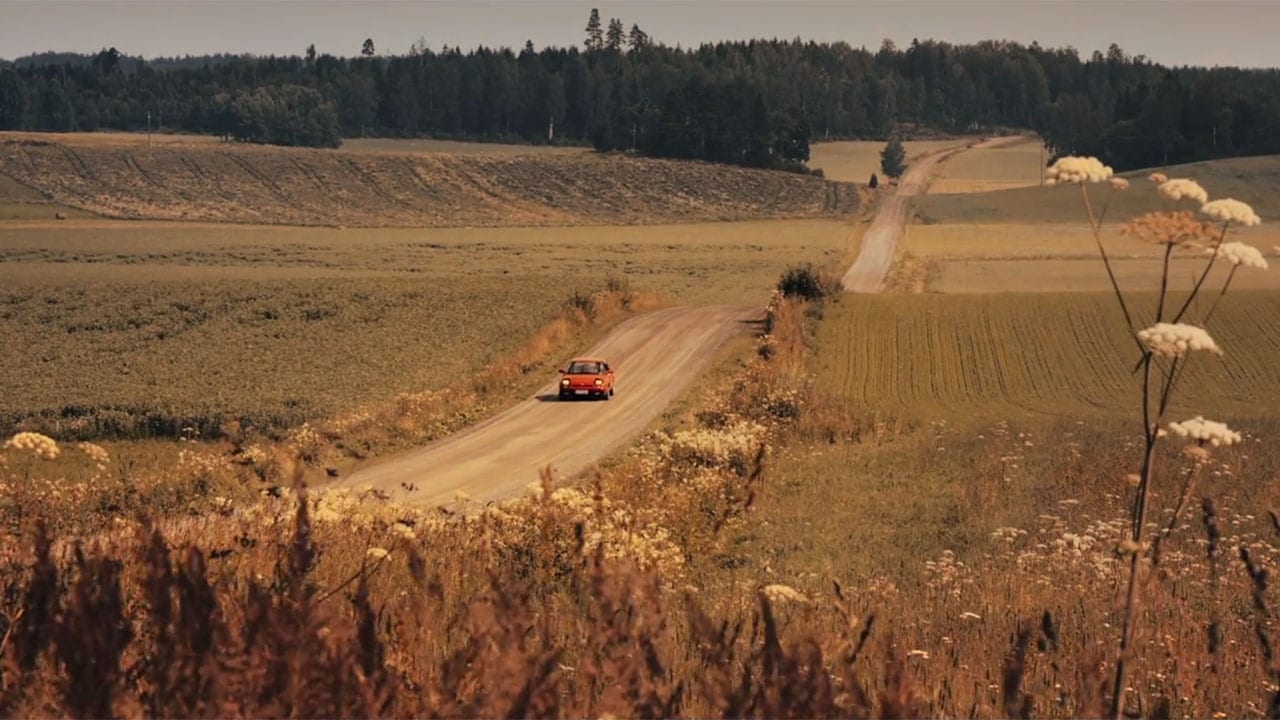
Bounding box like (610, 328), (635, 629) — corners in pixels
(1168, 416), (1241, 447)
(1158, 178), (1209, 205)
(1045, 156), (1113, 184)
(4, 432), (59, 460)
(1148, 172), (1169, 184)
(1137, 322), (1222, 358)
(1200, 198), (1262, 227)
(761, 584), (809, 604)
(1209, 241), (1269, 270)
(1121, 211), (1217, 247)
(1110, 177), (1130, 190)
(367, 547), (390, 560)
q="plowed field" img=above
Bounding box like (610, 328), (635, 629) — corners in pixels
(0, 137), (858, 227)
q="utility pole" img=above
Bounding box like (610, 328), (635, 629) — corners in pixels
(147, 110), (152, 158)
(548, 115), (555, 143)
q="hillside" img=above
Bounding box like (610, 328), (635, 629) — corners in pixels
(0, 138), (859, 227)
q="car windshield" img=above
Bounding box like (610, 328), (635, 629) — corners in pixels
(567, 361), (602, 374)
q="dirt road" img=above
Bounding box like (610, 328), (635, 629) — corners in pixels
(841, 136), (1022, 292)
(330, 137), (1016, 507)
(334, 305), (760, 506)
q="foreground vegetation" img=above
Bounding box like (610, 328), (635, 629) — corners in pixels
(3, 278), (1279, 717)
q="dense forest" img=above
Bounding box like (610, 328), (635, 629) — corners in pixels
(2, 9), (1279, 171)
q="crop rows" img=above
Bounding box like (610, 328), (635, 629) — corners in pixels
(814, 291), (1280, 420)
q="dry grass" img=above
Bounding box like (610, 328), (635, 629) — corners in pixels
(0, 217), (855, 303)
(928, 137), (1046, 194)
(0, 213), (854, 443)
(905, 150), (1280, 294)
(0, 137), (858, 227)
(811, 291), (1280, 420)
(932, 256), (1280, 293)
(0, 131), (221, 147)
(809, 139), (971, 184)
(0, 274), (570, 439)
(341, 137), (589, 156)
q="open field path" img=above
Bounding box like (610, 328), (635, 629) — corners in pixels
(334, 305), (760, 506)
(841, 135), (1024, 292)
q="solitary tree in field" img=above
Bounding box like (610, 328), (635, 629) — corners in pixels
(361, 38), (375, 57)
(585, 9), (603, 52)
(869, 172), (879, 189)
(880, 135), (906, 179)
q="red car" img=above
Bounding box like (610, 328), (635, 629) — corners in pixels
(558, 356), (616, 400)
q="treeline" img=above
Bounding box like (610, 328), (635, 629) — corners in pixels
(2, 24), (1280, 170)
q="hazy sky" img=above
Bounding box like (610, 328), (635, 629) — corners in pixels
(2, 0), (1278, 69)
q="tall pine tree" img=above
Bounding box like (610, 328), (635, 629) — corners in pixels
(584, 9), (603, 52)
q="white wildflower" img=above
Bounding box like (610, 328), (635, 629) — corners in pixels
(1137, 322), (1222, 358)
(5, 432), (59, 460)
(1208, 241), (1268, 270)
(367, 547), (390, 560)
(1110, 177), (1130, 190)
(1148, 172), (1168, 184)
(1045, 156), (1113, 184)
(1168, 416), (1242, 447)
(1200, 198), (1261, 227)
(761, 584), (809, 604)
(1158, 178), (1209, 204)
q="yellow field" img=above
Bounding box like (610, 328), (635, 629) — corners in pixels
(932, 256), (1280, 293)
(919, 155), (1280, 225)
(907, 221), (1279, 260)
(0, 130), (220, 147)
(0, 216), (855, 438)
(928, 136), (1045, 193)
(908, 153), (1280, 292)
(0, 217), (854, 302)
(341, 137), (588, 155)
(813, 291), (1280, 420)
(809, 139), (969, 183)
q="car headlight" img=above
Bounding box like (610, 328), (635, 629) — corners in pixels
(594, 378), (604, 386)
(561, 378), (570, 386)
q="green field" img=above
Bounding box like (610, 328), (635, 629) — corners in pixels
(812, 291), (1280, 421)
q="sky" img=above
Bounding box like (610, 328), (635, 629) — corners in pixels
(1, 0), (1278, 69)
